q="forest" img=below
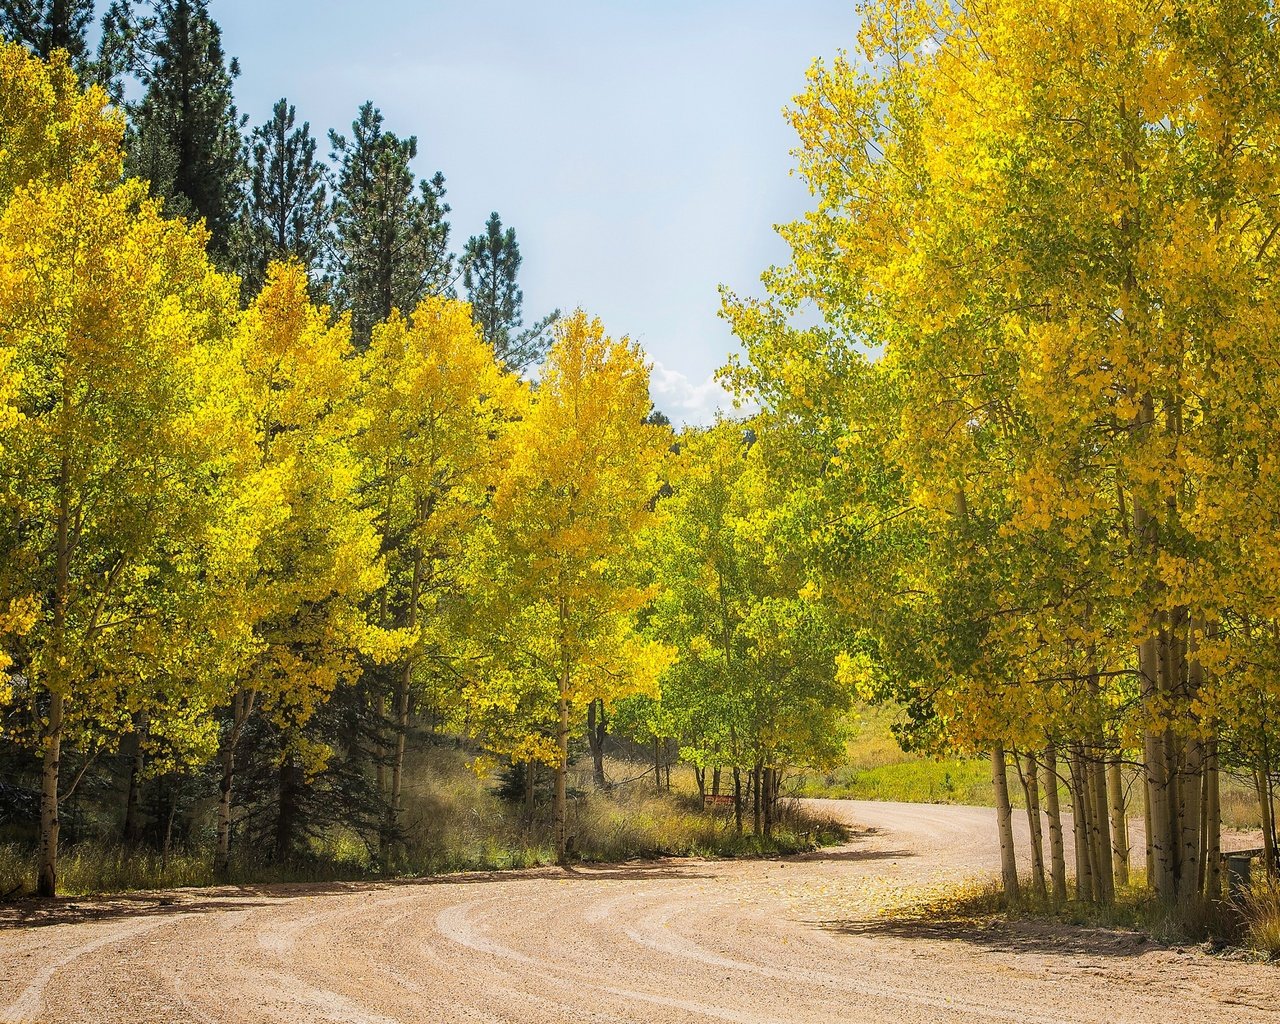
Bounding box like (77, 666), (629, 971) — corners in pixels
(2, 0), (1280, 956)
(0, 0), (855, 902)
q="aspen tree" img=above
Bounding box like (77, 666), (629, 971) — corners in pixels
(214, 263), (385, 877)
(467, 312), (670, 862)
(725, 0), (1280, 913)
(0, 177), (244, 896)
(357, 296), (522, 851)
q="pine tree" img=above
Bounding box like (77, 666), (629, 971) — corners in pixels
(238, 98), (328, 297)
(0, 0), (95, 72)
(462, 212), (556, 372)
(327, 102), (452, 347)
(109, 0), (247, 263)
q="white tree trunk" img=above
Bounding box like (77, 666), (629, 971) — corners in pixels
(991, 744), (1019, 902)
(37, 690), (65, 898)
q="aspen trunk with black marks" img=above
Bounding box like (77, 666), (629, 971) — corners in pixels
(161, 778), (177, 871)
(711, 767), (721, 798)
(1043, 744), (1068, 902)
(37, 690), (65, 898)
(694, 766), (706, 801)
(587, 699), (607, 789)
(991, 744), (1019, 903)
(1264, 768), (1274, 880)
(762, 767), (774, 838)
(1178, 618), (1207, 902)
(1107, 756), (1130, 888)
(375, 590), (389, 801)
(1141, 623), (1175, 897)
(1067, 747), (1094, 901)
(751, 763), (762, 837)
(1087, 750), (1114, 903)
(1143, 774), (1155, 881)
(1020, 753), (1047, 899)
(1256, 768), (1276, 877)
(1131, 390), (1176, 899)
(1177, 735), (1204, 905)
(216, 739), (236, 879)
(37, 446), (74, 898)
(1083, 656), (1114, 902)
(1118, 127), (1175, 902)
(653, 736), (662, 791)
(386, 661), (411, 853)
(388, 544), (423, 852)
(1159, 609), (1189, 896)
(554, 597), (571, 864)
(1203, 738), (1221, 899)
(733, 767), (743, 834)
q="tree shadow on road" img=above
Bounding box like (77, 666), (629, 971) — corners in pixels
(0, 893), (281, 930)
(779, 827), (916, 866)
(821, 913), (1158, 960)
(1, 835), (918, 932)
(0, 860), (726, 930)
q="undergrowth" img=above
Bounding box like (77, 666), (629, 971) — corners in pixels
(904, 868), (1280, 958)
(0, 750), (846, 899)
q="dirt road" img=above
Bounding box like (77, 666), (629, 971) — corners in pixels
(2, 800), (1277, 1023)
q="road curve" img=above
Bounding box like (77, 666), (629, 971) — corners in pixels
(2, 800), (1277, 1024)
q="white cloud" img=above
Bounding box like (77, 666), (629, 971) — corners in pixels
(648, 359), (757, 428)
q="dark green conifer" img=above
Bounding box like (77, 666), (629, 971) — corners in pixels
(102, 0), (247, 263)
(327, 102), (452, 347)
(0, 0), (95, 73)
(238, 98), (328, 296)
(462, 211), (557, 371)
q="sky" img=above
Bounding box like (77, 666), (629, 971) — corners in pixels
(211, 1), (859, 425)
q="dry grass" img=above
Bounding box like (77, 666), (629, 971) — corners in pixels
(395, 747), (846, 873)
(1242, 877), (1280, 959)
(1221, 781), (1265, 831)
(905, 867), (1254, 950)
(0, 843), (213, 898)
(1, 746), (847, 898)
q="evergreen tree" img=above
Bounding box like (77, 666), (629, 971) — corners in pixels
(107, 0), (247, 263)
(327, 102), (452, 347)
(462, 212), (556, 371)
(0, 0), (95, 72)
(238, 98), (328, 296)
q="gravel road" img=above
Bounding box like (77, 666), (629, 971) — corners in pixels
(2, 799), (1277, 1023)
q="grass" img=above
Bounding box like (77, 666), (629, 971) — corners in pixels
(0, 747), (847, 899)
(898, 872), (1235, 945)
(1242, 877), (1280, 958)
(793, 703), (1266, 831)
(900, 865), (1280, 959)
(791, 703), (1004, 805)
(390, 747), (845, 874)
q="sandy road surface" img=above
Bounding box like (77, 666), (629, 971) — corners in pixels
(1, 800), (1277, 1024)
